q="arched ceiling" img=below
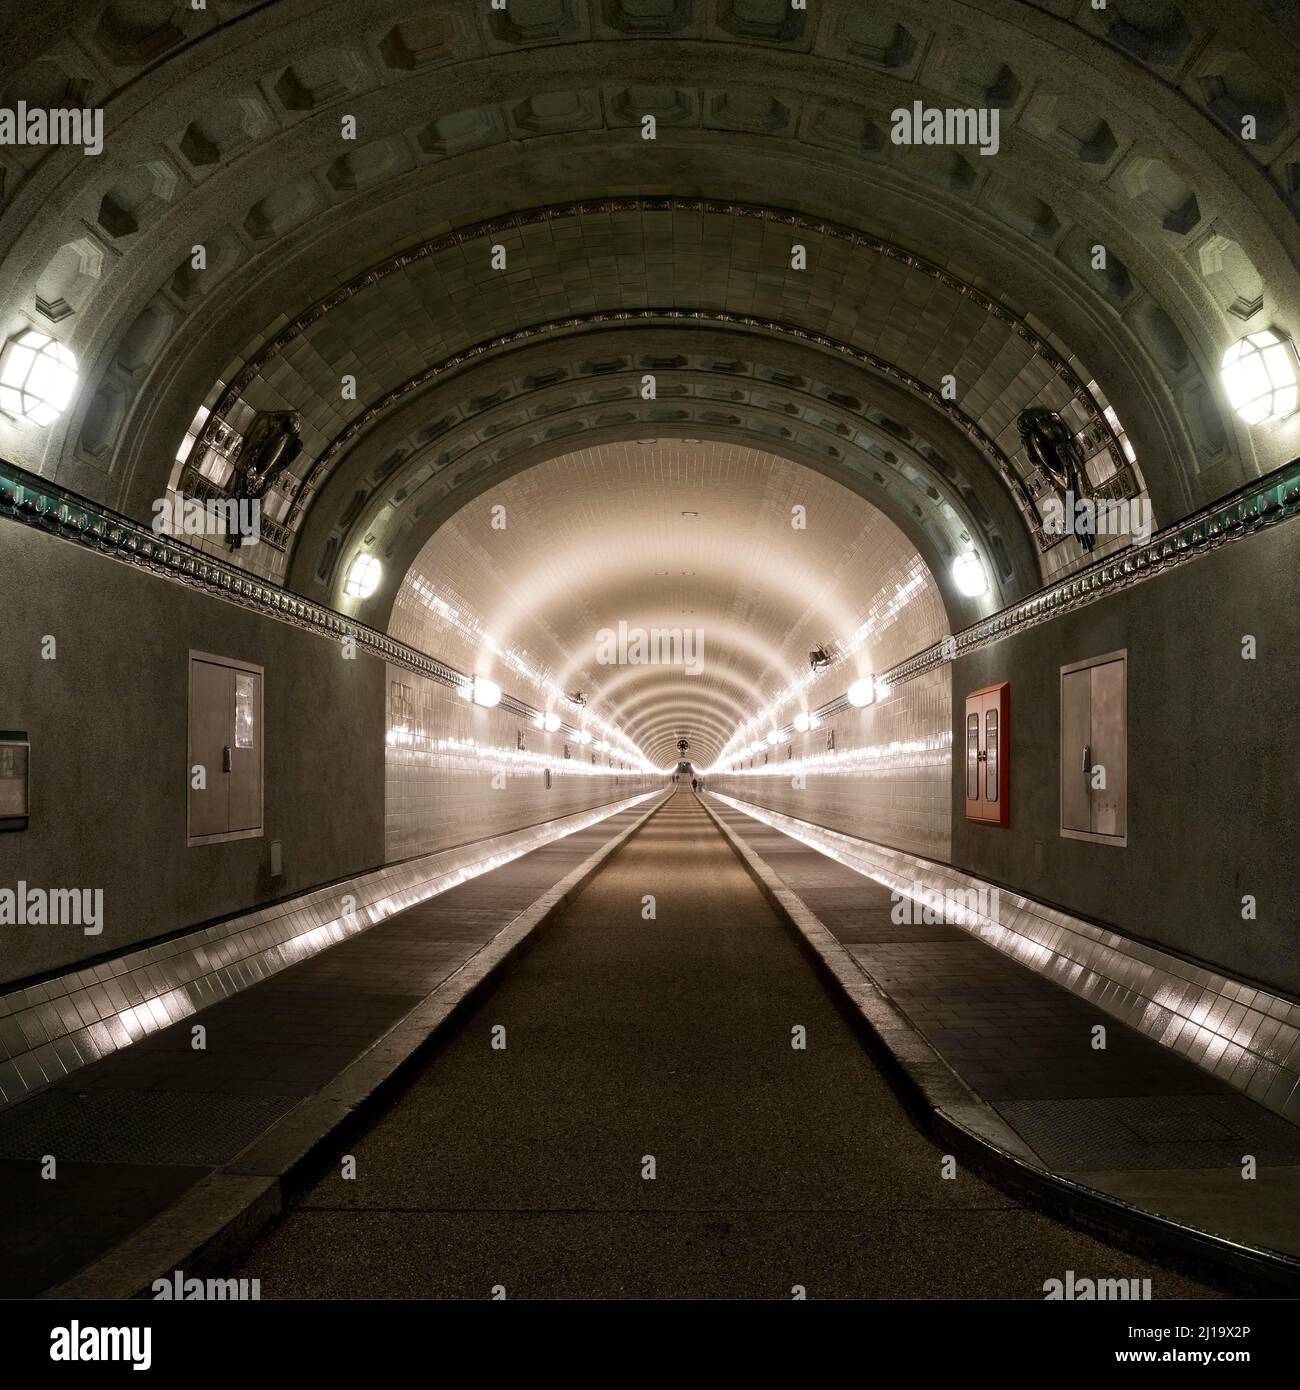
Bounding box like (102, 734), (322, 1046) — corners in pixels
(3, 0), (1300, 646)
(390, 439), (949, 769)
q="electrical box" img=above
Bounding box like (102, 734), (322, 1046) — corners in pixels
(0, 731), (29, 832)
(964, 683), (1010, 826)
(1060, 650), (1127, 846)
(187, 652), (263, 846)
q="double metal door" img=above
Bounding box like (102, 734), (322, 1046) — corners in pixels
(188, 653), (263, 844)
(1060, 651), (1126, 845)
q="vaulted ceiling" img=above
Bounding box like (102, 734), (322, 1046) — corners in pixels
(3, 0), (1299, 724)
(389, 439), (948, 767)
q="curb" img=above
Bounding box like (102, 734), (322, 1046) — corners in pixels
(695, 792), (1300, 1297)
(45, 789), (673, 1301)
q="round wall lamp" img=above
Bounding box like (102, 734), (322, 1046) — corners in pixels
(846, 678), (874, 708)
(951, 550), (988, 598)
(0, 330), (79, 426)
(471, 676), (501, 708)
(343, 553), (382, 599)
(1221, 330), (1299, 425)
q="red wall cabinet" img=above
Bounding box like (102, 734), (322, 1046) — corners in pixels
(964, 682), (1010, 826)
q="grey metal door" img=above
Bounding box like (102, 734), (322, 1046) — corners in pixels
(1060, 651), (1127, 845)
(228, 669), (262, 833)
(1088, 656), (1126, 839)
(188, 658), (231, 839)
(1060, 666), (1092, 835)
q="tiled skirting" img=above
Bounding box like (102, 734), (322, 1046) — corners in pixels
(0, 791), (662, 1110)
(708, 792), (1300, 1125)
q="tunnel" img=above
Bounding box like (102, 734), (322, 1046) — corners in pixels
(1, 0), (1300, 1351)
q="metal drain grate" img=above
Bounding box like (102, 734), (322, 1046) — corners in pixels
(0, 1089), (300, 1167)
(995, 1094), (1300, 1171)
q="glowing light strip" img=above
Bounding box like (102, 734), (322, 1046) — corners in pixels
(0, 790), (665, 1108)
(708, 570), (932, 774)
(404, 572), (656, 771)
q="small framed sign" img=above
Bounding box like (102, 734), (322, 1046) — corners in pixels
(0, 731), (29, 831)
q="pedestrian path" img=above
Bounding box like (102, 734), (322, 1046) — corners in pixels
(705, 794), (1300, 1274)
(226, 788), (1215, 1299)
(0, 796), (663, 1297)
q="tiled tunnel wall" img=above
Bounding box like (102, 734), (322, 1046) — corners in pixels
(0, 527), (661, 991)
(706, 667), (952, 862)
(714, 521), (1300, 1003)
(384, 665), (659, 861)
(5, 513), (1297, 1010)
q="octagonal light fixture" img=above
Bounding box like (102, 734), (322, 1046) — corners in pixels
(1220, 330), (1299, 425)
(0, 329), (79, 426)
(766, 729), (781, 745)
(543, 712), (561, 733)
(343, 552), (382, 599)
(951, 550), (988, 598)
(578, 729), (592, 745)
(793, 711), (811, 733)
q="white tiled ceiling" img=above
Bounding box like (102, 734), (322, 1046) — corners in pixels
(391, 440), (947, 766)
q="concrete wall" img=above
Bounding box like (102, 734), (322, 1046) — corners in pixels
(706, 667), (952, 862)
(0, 524), (386, 987)
(0, 525), (661, 990)
(710, 523), (1299, 1000)
(952, 521), (1300, 999)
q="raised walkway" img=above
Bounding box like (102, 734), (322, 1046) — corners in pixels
(0, 793), (667, 1298)
(223, 788), (1215, 1298)
(702, 792), (1300, 1290)
(7, 788), (1292, 1298)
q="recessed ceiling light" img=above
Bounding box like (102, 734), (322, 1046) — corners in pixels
(681, 510), (699, 517)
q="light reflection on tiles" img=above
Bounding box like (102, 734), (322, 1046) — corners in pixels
(708, 667), (951, 861)
(385, 664), (659, 861)
(709, 792), (1300, 1125)
(0, 789), (662, 1109)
